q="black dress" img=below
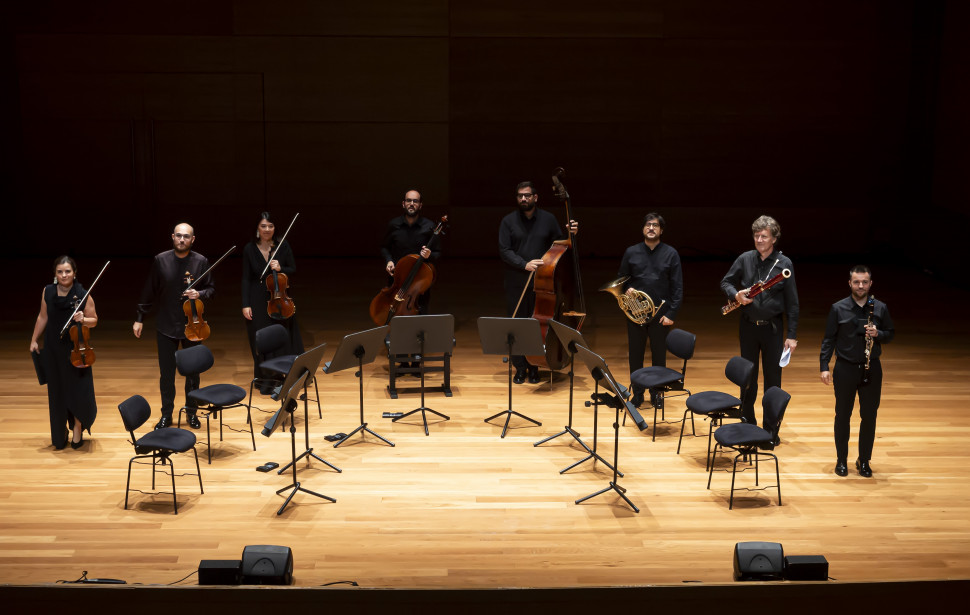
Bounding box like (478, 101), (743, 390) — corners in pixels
(241, 241), (304, 378)
(42, 283), (97, 447)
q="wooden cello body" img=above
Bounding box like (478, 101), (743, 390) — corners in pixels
(369, 216), (447, 325)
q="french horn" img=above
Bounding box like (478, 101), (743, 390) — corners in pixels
(599, 276), (661, 325)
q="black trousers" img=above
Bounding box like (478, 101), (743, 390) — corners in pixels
(156, 332), (201, 419)
(833, 358), (882, 462)
(738, 315), (784, 426)
(627, 318), (669, 394)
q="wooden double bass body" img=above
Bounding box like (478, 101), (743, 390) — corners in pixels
(525, 169), (586, 371)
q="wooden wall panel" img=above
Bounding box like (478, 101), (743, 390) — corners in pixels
(233, 0), (448, 36)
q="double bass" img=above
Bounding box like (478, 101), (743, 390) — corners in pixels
(525, 168), (586, 371)
(369, 216), (448, 325)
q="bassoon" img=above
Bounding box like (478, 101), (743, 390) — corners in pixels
(720, 267), (791, 315)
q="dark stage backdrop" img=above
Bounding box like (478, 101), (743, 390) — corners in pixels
(7, 1), (967, 274)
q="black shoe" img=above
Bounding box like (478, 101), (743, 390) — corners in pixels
(258, 382), (276, 395)
(528, 366), (541, 384)
(650, 391), (663, 409)
(70, 431), (85, 450)
(187, 412), (202, 430)
(155, 416), (172, 430)
(771, 434), (781, 446)
(630, 392), (644, 408)
(856, 458), (873, 478)
(834, 459), (848, 476)
(513, 368), (526, 384)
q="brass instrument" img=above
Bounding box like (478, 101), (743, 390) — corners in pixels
(863, 294), (875, 384)
(600, 276), (664, 325)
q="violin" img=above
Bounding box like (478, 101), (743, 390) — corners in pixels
(369, 216), (448, 325)
(58, 261), (109, 369)
(260, 213), (300, 320)
(181, 246), (236, 342)
(526, 168), (586, 371)
(69, 296), (95, 368)
(266, 270), (296, 320)
(182, 273), (211, 342)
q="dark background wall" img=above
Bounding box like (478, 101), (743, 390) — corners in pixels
(7, 1), (967, 274)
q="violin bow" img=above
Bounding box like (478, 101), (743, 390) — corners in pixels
(185, 245), (236, 292)
(259, 212), (300, 280)
(59, 261), (110, 338)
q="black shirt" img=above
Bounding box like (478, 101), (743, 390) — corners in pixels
(617, 241), (684, 321)
(819, 296), (894, 371)
(136, 250), (215, 339)
(498, 208), (564, 274)
(380, 216), (441, 265)
(720, 249), (799, 338)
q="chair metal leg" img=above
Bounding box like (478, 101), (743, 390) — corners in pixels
(193, 447), (204, 495)
(170, 456), (179, 514)
(729, 453), (740, 510)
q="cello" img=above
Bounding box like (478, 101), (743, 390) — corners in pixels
(525, 168), (586, 371)
(369, 216), (448, 325)
(182, 245), (236, 342)
(259, 213), (299, 320)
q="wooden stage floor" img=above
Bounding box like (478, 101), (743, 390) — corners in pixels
(1, 258), (969, 588)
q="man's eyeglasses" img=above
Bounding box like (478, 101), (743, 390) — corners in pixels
(516, 193), (535, 200)
(174, 233), (193, 240)
(404, 198), (421, 204)
(644, 222), (661, 228)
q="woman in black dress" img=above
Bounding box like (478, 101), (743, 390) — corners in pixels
(29, 256), (98, 450)
(242, 212), (304, 386)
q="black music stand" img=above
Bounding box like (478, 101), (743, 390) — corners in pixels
(267, 372), (336, 516)
(542, 320), (621, 477)
(324, 325), (394, 448)
(478, 317), (544, 438)
(388, 315), (454, 436)
(267, 343), (340, 475)
(572, 345), (642, 513)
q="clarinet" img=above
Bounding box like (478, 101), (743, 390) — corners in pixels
(862, 294), (875, 384)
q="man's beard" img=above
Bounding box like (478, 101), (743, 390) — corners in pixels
(518, 202), (536, 213)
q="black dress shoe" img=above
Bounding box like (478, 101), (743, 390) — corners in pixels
(771, 434), (781, 446)
(650, 391), (662, 409)
(513, 368), (526, 384)
(630, 393), (644, 408)
(155, 416), (172, 430)
(187, 412), (202, 430)
(528, 366), (541, 384)
(856, 458), (873, 478)
(834, 459), (848, 476)
(70, 430), (85, 450)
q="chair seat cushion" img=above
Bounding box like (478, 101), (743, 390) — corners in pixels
(189, 384), (247, 406)
(714, 423), (772, 447)
(686, 390), (742, 414)
(135, 428), (197, 453)
(260, 355), (297, 376)
(631, 366), (683, 389)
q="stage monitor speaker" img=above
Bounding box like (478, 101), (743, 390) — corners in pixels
(240, 545), (293, 585)
(784, 555), (829, 580)
(198, 559), (241, 585)
(734, 541), (784, 581)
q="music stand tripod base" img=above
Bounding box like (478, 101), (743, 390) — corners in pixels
(324, 325), (394, 448)
(388, 315), (454, 436)
(478, 317), (546, 439)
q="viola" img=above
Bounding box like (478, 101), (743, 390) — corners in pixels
(369, 216), (447, 326)
(266, 270), (296, 320)
(183, 284), (211, 342)
(69, 296), (95, 368)
(526, 168), (586, 371)
(181, 245), (236, 341)
(57, 261), (109, 368)
(259, 213), (300, 320)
